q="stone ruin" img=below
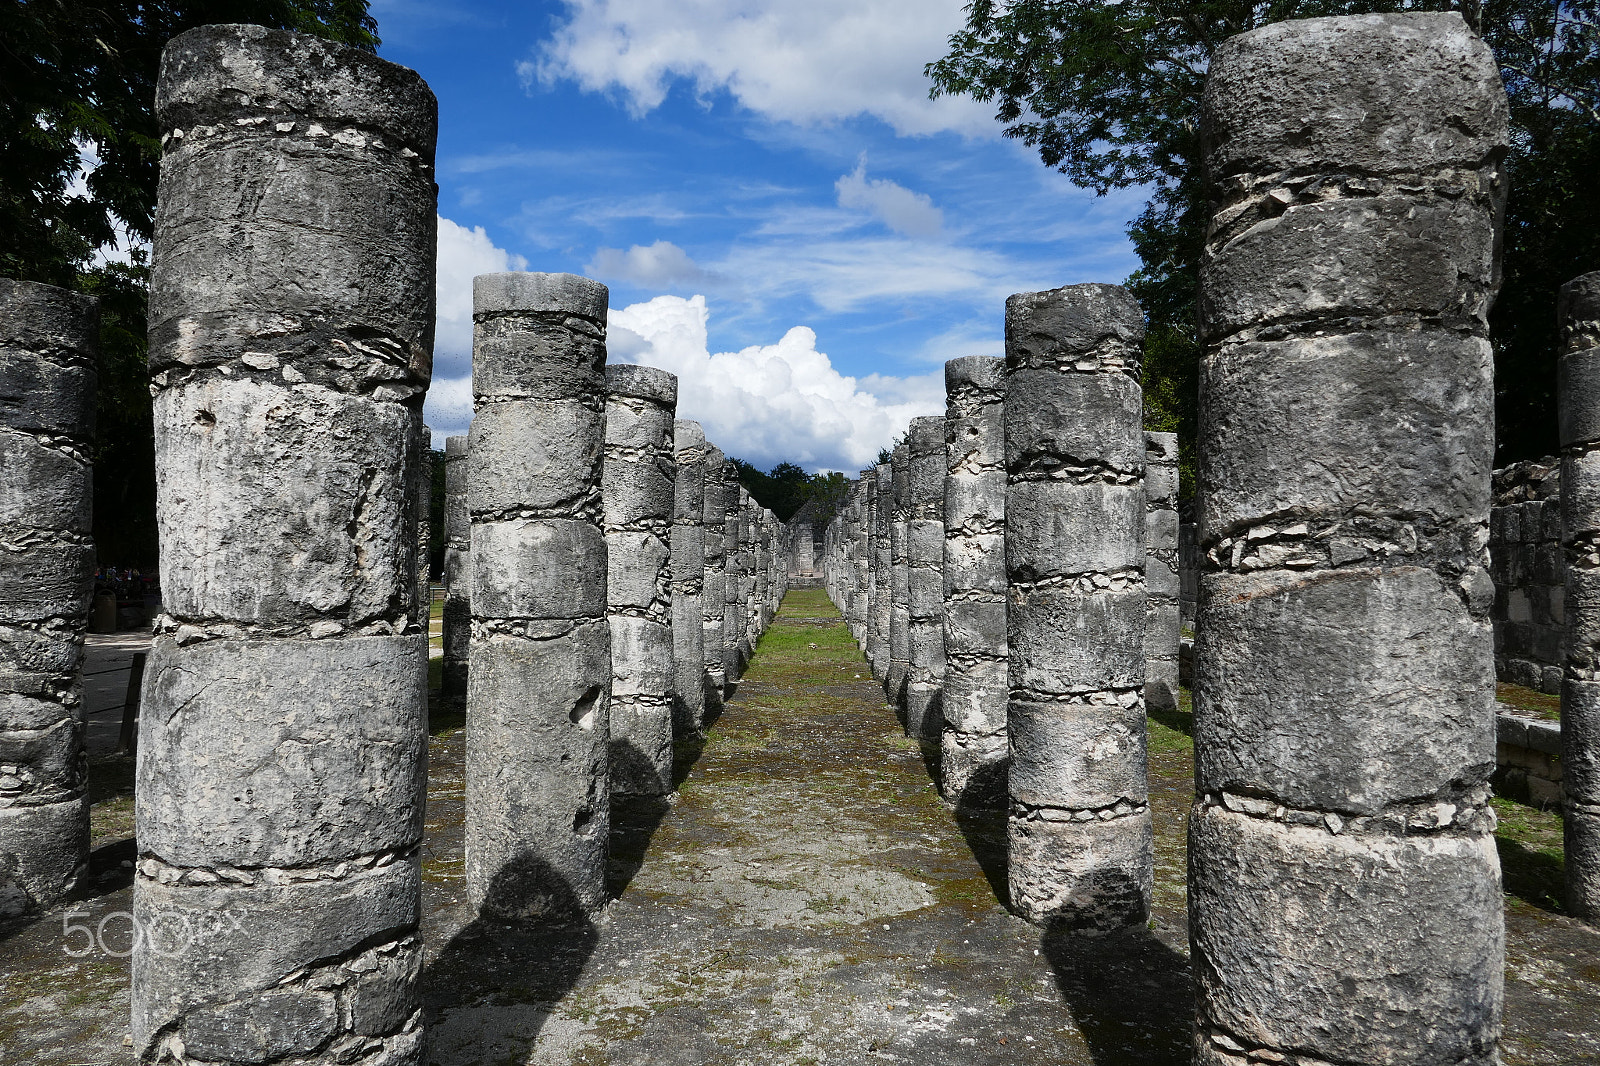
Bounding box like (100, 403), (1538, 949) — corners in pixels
(1, 11), (1593, 1066)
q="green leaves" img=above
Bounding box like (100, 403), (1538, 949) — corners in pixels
(929, 0), (1600, 477)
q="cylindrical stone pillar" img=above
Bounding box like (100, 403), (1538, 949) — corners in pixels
(1192, 14), (1507, 1064)
(415, 421), (432, 615)
(672, 420), (708, 739)
(135, 25), (436, 1063)
(754, 507), (772, 634)
(941, 356), (1008, 808)
(442, 434), (471, 698)
(722, 470), (745, 681)
(871, 463), (893, 682)
(0, 280), (95, 918)
(906, 417), (947, 754)
(1560, 270), (1600, 922)
(603, 364), (678, 797)
(701, 446), (729, 708)
(888, 444), (911, 707)
(1144, 431), (1181, 714)
(856, 471), (876, 651)
(1005, 283), (1151, 933)
(467, 273), (610, 919)
(739, 492), (758, 655)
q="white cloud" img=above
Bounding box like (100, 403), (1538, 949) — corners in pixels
(530, 0), (994, 137)
(426, 216), (529, 444)
(587, 240), (721, 290)
(610, 294), (940, 472)
(835, 159), (942, 237)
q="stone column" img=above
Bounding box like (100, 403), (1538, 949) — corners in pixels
(1144, 432), (1181, 714)
(442, 434), (471, 698)
(1561, 270), (1600, 922)
(0, 280), (95, 918)
(415, 421), (432, 618)
(941, 356), (1008, 807)
(672, 420), (708, 738)
(872, 463), (893, 682)
(754, 507), (772, 634)
(906, 417), (947, 753)
(1005, 283), (1151, 933)
(701, 446), (729, 706)
(858, 471), (877, 651)
(1192, 14), (1506, 1064)
(722, 470), (744, 681)
(135, 25), (435, 1062)
(740, 492), (758, 655)
(888, 444), (911, 707)
(603, 365), (678, 796)
(467, 272), (609, 919)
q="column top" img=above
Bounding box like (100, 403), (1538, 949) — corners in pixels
(444, 434), (468, 458)
(158, 24), (437, 156)
(1203, 12), (1506, 179)
(606, 363), (678, 406)
(0, 278), (99, 360)
(1559, 271), (1600, 356)
(945, 354), (1006, 392)
(1005, 284), (1143, 371)
(474, 272), (607, 321)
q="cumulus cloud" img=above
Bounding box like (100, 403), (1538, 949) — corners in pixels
(610, 294), (941, 472)
(426, 216), (528, 443)
(835, 160), (942, 237)
(529, 0), (993, 137)
(587, 239), (721, 290)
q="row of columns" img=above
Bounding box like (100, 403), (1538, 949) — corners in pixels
(0, 24), (795, 1066)
(824, 11), (1538, 1064)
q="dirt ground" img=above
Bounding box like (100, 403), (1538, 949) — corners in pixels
(3, 588), (1598, 1064)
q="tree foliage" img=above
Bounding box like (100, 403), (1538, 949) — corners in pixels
(1, 0), (380, 562)
(928, 0), (1600, 481)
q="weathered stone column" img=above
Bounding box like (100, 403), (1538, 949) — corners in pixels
(135, 25), (435, 1062)
(1192, 14), (1506, 1064)
(701, 446), (730, 706)
(1005, 283), (1151, 933)
(722, 471), (745, 680)
(941, 356), (1008, 807)
(740, 492), (758, 654)
(888, 444), (911, 707)
(906, 416), (947, 753)
(871, 463), (893, 682)
(1560, 270), (1600, 922)
(0, 280), (95, 918)
(468, 272), (609, 918)
(603, 365), (678, 796)
(415, 421), (432, 616)
(754, 507), (772, 634)
(442, 434), (471, 698)
(1144, 431), (1181, 714)
(857, 471), (877, 651)
(672, 420), (708, 738)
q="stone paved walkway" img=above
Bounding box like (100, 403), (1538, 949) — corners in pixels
(4, 589), (1600, 1063)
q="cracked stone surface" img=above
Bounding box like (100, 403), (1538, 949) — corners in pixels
(3, 590), (1600, 1063)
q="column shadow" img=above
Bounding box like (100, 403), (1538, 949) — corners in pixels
(422, 855), (600, 1064)
(950, 764), (1011, 910)
(1042, 925), (1193, 1066)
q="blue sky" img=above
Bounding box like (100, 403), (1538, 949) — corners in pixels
(372, 0), (1146, 471)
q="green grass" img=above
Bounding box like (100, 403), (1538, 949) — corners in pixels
(1496, 682), (1561, 722)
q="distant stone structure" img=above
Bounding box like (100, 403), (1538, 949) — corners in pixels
(1005, 284), (1151, 934)
(1491, 458), (1563, 695)
(603, 365), (678, 796)
(671, 420), (709, 737)
(442, 434), (471, 698)
(0, 279), (96, 918)
(467, 272), (610, 920)
(1191, 14), (1507, 1063)
(872, 463), (893, 683)
(940, 356), (1008, 807)
(1143, 432), (1181, 714)
(888, 443), (911, 708)
(136, 25), (436, 1063)
(415, 421), (432, 613)
(701, 445), (730, 710)
(1560, 270), (1600, 923)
